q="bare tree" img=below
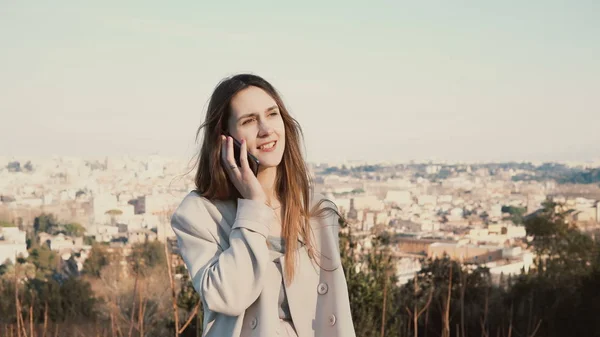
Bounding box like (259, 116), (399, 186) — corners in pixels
(405, 275), (434, 337)
(442, 263), (453, 337)
(42, 302), (49, 337)
(480, 286), (490, 337)
(165, 227), (180, 337)
(28, 291), (34, 337)
(127, 273), (139, 337)
(380, 267), (388, 337)
(14, 257), (28, 337)
(460, 268), (467, 337)
(163, 223), (200, 337)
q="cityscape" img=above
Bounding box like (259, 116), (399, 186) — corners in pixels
(2, 1), (599, 335)
(1, 155), (600, 336)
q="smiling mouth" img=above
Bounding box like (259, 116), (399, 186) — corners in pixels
(257, 141), (277, 150)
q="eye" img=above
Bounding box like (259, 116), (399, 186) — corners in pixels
(269, 111), (279, 117)
(242, 118), (256, 125)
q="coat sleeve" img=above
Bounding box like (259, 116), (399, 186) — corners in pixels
(171, 195), (274, 316)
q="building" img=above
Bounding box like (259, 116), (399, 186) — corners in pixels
(352, 195), (384, 211)
(385, 190), (412, 206)
(92, 193), (118, 223)
(487, 250), (534, 285)
(397, 238), (446, 256)
(0, 227), (26, 244)
(0, 242), (28, 264)
(38, 233), (82, 252)
(0, 227), (28, 264)
(428, 242), (503, 263)
(574, 207), (598, 222)
(417, 195), (437, 206)
(128, 229), (158, 244)
(157, 220), (176, 242)
(395, 257), (422, 285)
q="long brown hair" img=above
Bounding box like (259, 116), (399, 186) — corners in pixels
(194, 73), (318, 284)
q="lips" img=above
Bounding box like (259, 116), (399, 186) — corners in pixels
(257, 140), (276, 149)
(257, 140), (277, 152)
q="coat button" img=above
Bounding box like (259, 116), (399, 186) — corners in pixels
(317, 282), (328, 295)
(250, 317), (258, 329)
(328, 314), (336, 326)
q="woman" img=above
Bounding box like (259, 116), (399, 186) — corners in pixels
(171, 73), (356, 337)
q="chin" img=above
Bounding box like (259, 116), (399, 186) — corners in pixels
(253, 144), (284, 168)
(258, 160), (283, 168)
(257, 154), (284, 168)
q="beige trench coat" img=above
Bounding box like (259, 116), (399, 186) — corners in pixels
(171, 191), (356, 337)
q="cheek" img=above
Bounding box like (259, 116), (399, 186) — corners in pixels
(276, 122), (285, 138)
(278, 136), (286, 153)
(276, 124), (285, 150)
(236, 129), (256, 143)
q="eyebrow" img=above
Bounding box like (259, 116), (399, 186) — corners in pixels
(237, 105), (279, 121)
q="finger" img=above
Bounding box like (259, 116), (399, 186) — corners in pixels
(220, 135), (229, 170)
(227, 136), (242, 180)
(239, 138), (250, 174)
(221, 136), (236, 173)
(225, 136), (235, 166)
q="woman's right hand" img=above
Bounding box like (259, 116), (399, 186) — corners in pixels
(221, 135), (267, 203)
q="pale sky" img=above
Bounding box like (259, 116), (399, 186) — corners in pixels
(1, 1), (599, 163)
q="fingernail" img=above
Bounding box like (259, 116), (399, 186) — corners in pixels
(241, 139), (245, 144)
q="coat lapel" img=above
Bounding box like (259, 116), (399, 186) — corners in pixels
(280, 214), (342, 337)
(280, 246), (320, 337)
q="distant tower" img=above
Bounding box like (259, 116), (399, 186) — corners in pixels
(347, 198), (357, 220)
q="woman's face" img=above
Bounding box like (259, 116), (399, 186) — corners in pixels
(227, 86), (286, 169)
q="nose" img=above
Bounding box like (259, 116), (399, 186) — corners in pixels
(257, 120), (274, 137)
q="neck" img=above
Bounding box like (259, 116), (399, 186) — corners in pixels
(256, 166), (280, 206)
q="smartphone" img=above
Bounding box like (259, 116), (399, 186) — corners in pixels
(228, 134), (260, 176)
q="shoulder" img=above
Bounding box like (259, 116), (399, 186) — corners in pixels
(309, 191), (340, 226)
(308, 191), (342, 236)
(172, 191), (230, 230)
(310, 191), (339, 213)
(308, 192), (343, 269)
(173, 191), (212, 219)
